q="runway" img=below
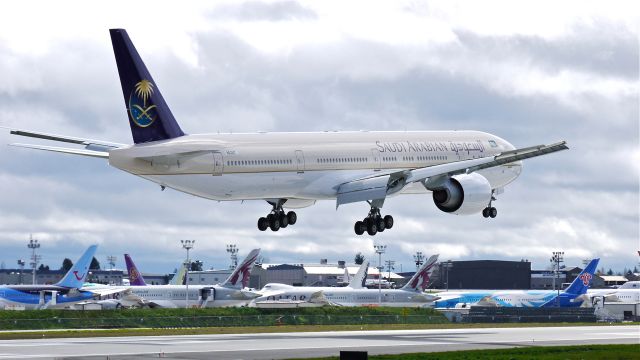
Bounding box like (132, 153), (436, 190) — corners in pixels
(0, 326), (637, 359)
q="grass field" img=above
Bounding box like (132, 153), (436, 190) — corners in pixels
(298, 344), (640, 360)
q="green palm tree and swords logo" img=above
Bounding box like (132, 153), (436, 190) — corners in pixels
(129, 79), (157, 127)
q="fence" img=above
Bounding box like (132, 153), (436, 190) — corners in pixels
(0, 314), (447, 330)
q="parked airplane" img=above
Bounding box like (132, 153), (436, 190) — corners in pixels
(434, 258), (600, 308)
(93, 249), (261, 308)
(253, 254), (439, 307)
(6, 29), (568, 235)
(587, 281), (640, 304)
(124, 253), (146, 286)
(0, 245), (98, 309)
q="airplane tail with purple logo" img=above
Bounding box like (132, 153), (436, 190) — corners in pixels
(221, 249), (260, 289)
(402, 254), (439, 291)
(124, 254), (147, 286)
(110, 29), (185, 144)
(55, 245), (98, 289)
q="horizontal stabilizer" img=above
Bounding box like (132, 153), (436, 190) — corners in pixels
(8, 128), (125, 149)
(10, 143), (109, 158)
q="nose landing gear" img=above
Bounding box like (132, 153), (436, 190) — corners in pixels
(482, 192), (498, 218)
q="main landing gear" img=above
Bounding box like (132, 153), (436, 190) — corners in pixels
(482, 192), (498, 218)
(354, 207), (394, 236)
(257, 201), (297, 232)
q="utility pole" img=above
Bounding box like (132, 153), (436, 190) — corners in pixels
(17, 259), (25, 284)
(373, 244), (386, 305)
(413, 251), (424, 270)
(551, 251), (564, 307)
(27, 235), (41, 285)
(181, 240), (195, 309)
(226, 244), (239, 270)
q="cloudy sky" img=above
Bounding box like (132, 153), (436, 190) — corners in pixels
(0, 0), (637, 275)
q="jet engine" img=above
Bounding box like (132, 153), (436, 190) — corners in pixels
(430, 173), (492, 215)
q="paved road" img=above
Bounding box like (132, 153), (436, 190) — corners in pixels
(0, 326), (637, 359)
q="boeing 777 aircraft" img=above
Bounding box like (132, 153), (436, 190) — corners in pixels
(7, 29), (568, 235)
(0, 245), (98, 309)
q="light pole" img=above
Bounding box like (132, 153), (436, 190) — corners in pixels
(17, 259), (25, 284)
(181, 240), (195, 309)
(226, 244), (239, 270)
(27, 235), (41, 285)
(385, 260), (395, 285)
(442, 261), (453, 291)
(107, 255), (117, 271)
(413, 251), (424, 270)
(373, 244), (386, 305)
(551, 251), (564, 307)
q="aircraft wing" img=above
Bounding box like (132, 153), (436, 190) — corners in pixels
(84, 286), (132, 297)
(336, 141), (568, 206)
(6, 127), (126, 158)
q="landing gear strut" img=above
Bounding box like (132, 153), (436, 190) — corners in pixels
(354, 205), (393, 236)
(482, 192), (498, 219)
(258, 201), (297, 232)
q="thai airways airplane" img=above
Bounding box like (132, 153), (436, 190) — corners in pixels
(0, 245), (98, 309)
(6, 29), (568, 235)
(434, 258), (599, 308)
(253, 254), (439, 307)
(95, 249), (261, 308)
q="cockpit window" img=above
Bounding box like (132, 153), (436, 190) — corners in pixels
(488, 140), (498, 148)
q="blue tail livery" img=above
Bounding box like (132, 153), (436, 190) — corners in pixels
(109, 29), (185, 144)
(55, 245), (98, 288)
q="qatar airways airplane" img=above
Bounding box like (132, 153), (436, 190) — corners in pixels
(7, 29), (568, 235)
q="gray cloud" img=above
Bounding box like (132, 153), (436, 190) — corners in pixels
(210, 1), (317, 22)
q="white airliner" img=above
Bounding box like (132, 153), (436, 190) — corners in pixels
(92, 249), (261, 308)
(7, 29), (568, 235)
(253, 254), (439, 307)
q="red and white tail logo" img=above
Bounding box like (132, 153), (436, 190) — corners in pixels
(579, 273), (592, 286)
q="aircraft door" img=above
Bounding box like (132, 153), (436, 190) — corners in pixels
(371, 149), (381, 171)
(213, 152), (223, 176)
(295, 150), (305, 173)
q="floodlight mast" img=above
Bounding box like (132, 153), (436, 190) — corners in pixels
(373, 244), (386, 305)
(27, 235), (40, 285)
(181, 240), (195, 309)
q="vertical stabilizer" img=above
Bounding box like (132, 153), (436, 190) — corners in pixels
(124, 254), (147, 286)
(109, 29), (185, 144)
(169, 261), (187, 285)
(55, 245), (98, 288)
(348, 261), (370, 289)
(402, 254), (439, 291)
(221, 249), (260, 289)
(564, 258), (599, 295)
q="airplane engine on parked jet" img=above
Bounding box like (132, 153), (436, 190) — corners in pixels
(431, 173), (492, 215)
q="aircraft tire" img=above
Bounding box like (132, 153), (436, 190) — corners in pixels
(489, 207), (497, 218)
(366, 222), (377, 236)
(376, 217), (386, 232)
(257, 217), (269, 231)
(384, 215), (394, 229)
(280, 212), (289, 228)
(354, 221), (365, 235)
(287, 211), (297, 225)
(269, 217), (280, 231)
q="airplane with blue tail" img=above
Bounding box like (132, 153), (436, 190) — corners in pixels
(434, 258), (599, 308)
(0, 245), (98, 309)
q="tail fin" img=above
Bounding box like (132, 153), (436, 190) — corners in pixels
(564, 258), (599, 295)
(55, 245), (98, 288)
(124, 254), (147, 286)
(109, 29), (185, 144)
(221, 249), (260, 289)
(169, 260), (187, 285)
(402, 254), (439, 291)
(348, 261), (370, 289)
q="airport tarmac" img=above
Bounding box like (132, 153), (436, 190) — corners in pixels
(0, 325), (637, 359)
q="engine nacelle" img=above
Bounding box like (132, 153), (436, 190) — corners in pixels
(430, 173), (492, 215)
